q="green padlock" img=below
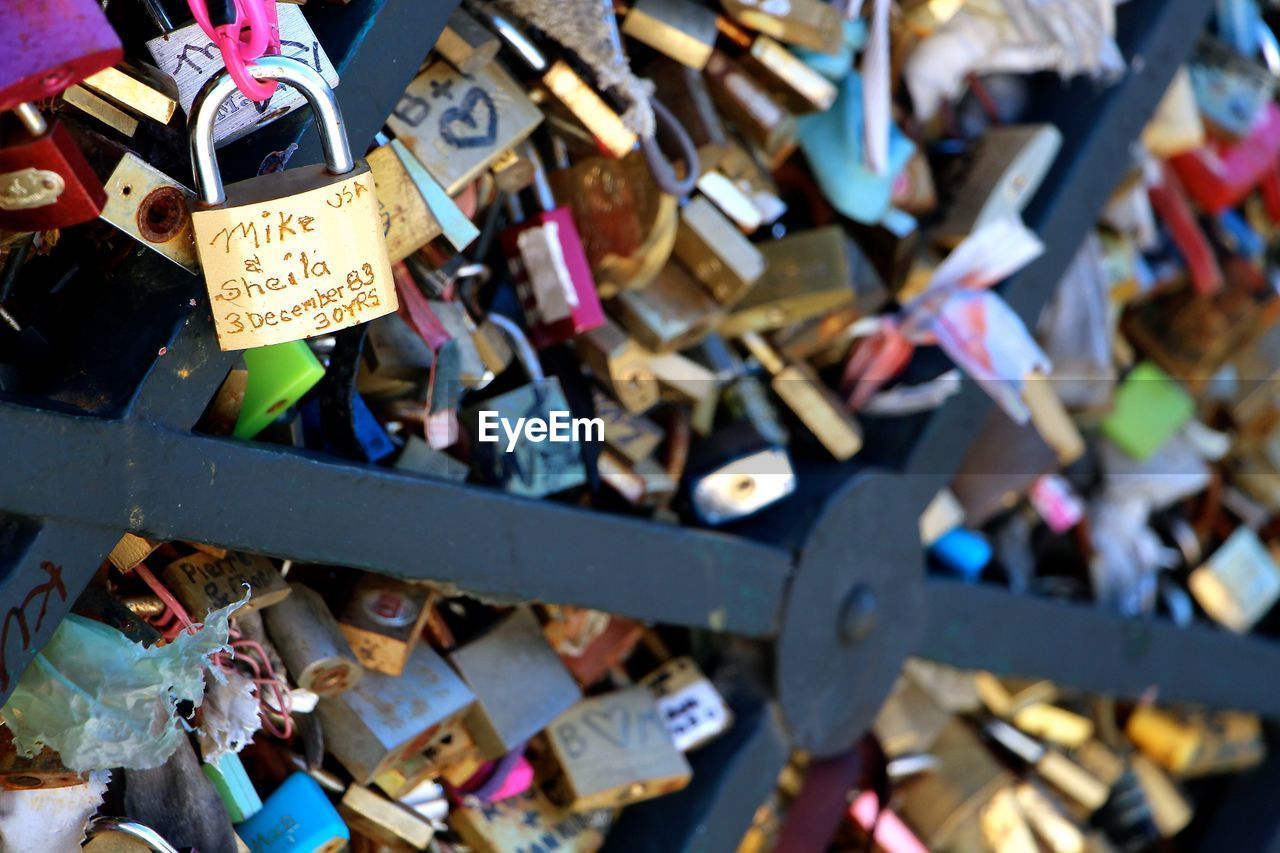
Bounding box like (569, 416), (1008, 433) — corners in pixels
(1101, 361), (1195, 461)
(233, 341), (326, 439)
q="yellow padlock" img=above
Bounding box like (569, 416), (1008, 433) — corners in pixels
(187, 56), (397, 351)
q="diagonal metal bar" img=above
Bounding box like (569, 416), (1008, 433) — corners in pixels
(917, 578), (1280, 716)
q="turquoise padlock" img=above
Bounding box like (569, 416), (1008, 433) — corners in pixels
(796, 70), (916, 225)
(236, 772), (348, 853)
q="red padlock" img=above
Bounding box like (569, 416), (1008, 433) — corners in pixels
(0, 105), (107, 230)
(1169, 101), (1280, 215)
(1260, 165), (1280, 223)
(499, 143), (605, 349)
(1148, 160), (1223, 296)
(0, 0), (123, 110)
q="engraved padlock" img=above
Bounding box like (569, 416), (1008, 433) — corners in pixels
(187, 56), (397, 352)
(143, 0), (341, 146)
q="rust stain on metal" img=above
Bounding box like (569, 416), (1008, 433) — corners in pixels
(136, 185), (189, 243)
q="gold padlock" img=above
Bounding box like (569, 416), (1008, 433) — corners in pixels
(188, 57), (397, 351)
(576, 320), (660, 414)
(720, 0), (844, 54)
(612, 261), (725, 353)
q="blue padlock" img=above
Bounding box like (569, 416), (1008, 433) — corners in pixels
(236, 772), (348, 853)
(929, 527), (992, 581)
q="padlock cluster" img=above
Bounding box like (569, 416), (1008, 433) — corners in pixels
(3, 0), (1280, 849)
(1, 0), (1099, 529)
(748, 663), (1270, 852)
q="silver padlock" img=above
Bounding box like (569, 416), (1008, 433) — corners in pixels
(86, 817), (180, 853)
(143, 0), (340, 146)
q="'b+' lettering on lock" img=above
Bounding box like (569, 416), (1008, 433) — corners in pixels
(393, 70), (498, 150)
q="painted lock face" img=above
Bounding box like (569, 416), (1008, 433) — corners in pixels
(0, 106), (106, 230)
(362, 588), (420, 628)
(0, 0), (122, 110)
(499, 143), (605, 349)
(185, 56), (397, 351)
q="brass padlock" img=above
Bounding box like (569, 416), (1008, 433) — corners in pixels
(739, 331), (862, 461)
(60, 83), (140, 136)
(78, 63), (178, 126)
(187, 56), (397, 351)
(592, 388), (664, 460)
(338, 574), (434, 676)
(719, 0), (844, 54)
(533, 686), (692, 811)
(703, 50), (797, 162)
(160, 550), (291, 618)
(387, 59), (543, 195)
(366, 143), (445, 263)
(622, 0), (718, 70)
(612, 261), (725, 353)
(720, 227), (863, 337)
(448, 786), (605, 853)
(339, 784), (435, 850)
(640, 656), (733, 752)
(715, 15), (837, 114)
(99, 153), (199, 274)
(576, 320), (660, 414)
(673, 195), (766, 305)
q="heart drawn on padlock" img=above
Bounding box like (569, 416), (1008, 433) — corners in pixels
(439, 87), (499, 149)
(582, 705), (632, 749)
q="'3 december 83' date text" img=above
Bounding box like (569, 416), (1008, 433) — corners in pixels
(213, 254), (384, 335)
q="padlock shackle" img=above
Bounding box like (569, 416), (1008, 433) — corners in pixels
(466, 0), (548, 73)
(189, 56), (354, 206)
(517, 141), (556, 212)
(13, 103), (47, 137)
(140, 0), (174, 34)
(87, 817), (180, 853)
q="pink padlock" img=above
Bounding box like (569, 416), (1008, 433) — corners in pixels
(1170, 101), (1280, 215)
(499, 143), (605, 349)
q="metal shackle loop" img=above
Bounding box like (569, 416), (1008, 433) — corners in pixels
(189, 56), (354, 206)
(466, 0), (548, 73)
